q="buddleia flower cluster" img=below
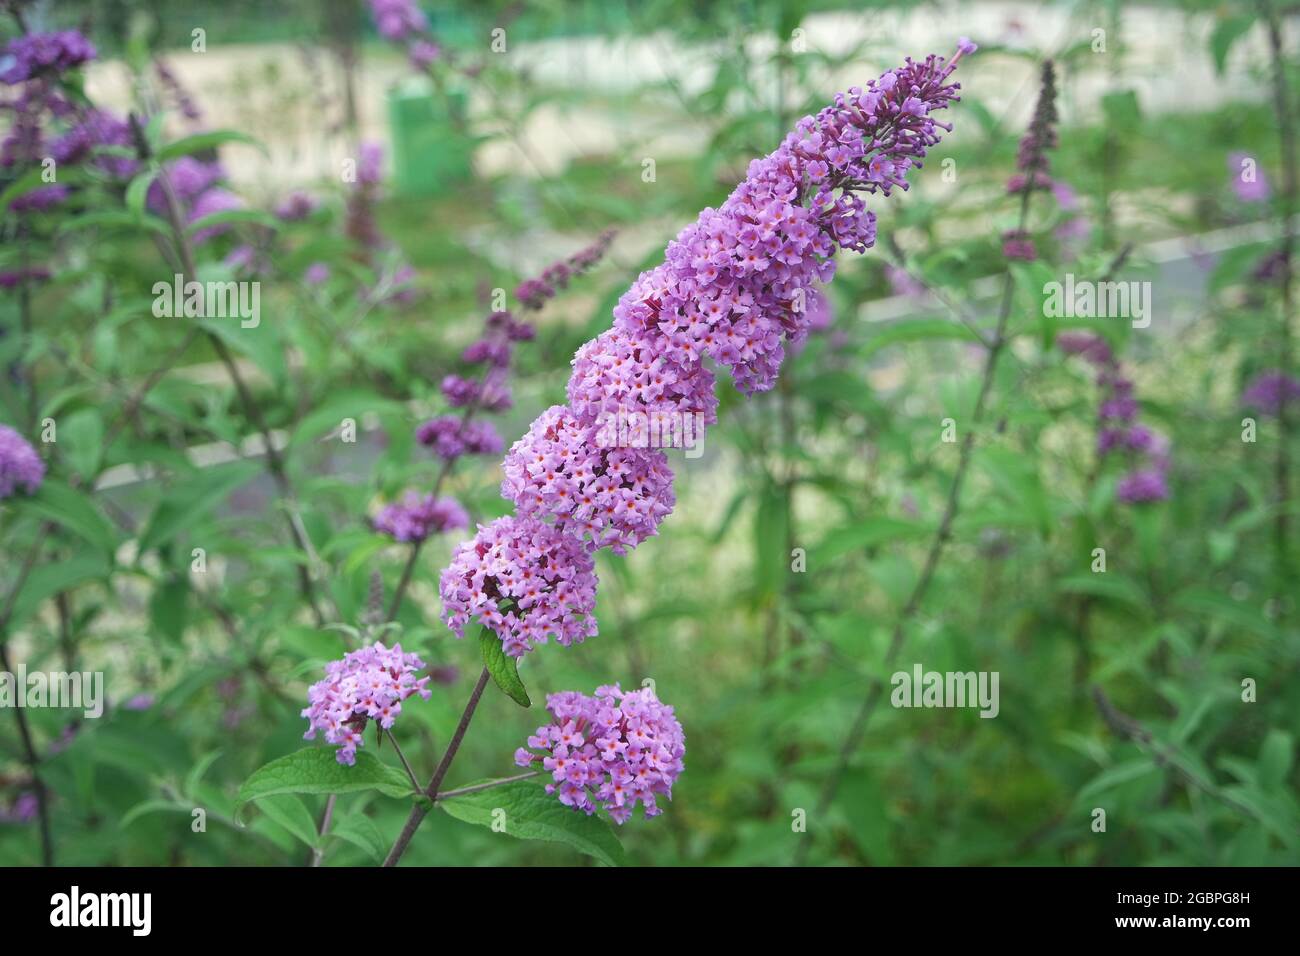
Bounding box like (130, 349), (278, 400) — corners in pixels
(302, 643), (432, 765)
(514, 685), (685, 824)
(439, 516), (599, 658)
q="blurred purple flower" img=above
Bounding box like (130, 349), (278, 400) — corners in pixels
(1229, 152), (1270, 203)
(187, 188), (243, 243)
(11, 184), (69, 212)
(374, 492), (469, 542)
(0, 266), (51, 288)
(50, 109), (137, 179)
(368, 0), (429, 42)
(1117, 468), (1169, 504)
(0, 424), (45, 499)
(1002, 230), (1037, 261)
(274, 190), (318, 222)
(0, 791), (39, 824)
(1242, 370), (1300, 417)
(410, 40), (441, 69)
(1, 31), (96, 84)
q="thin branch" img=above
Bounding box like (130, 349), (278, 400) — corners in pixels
(0, 526), (63, 866)
(101, 326), (203, 449)
(129, 114), (328, 626)
(1090, 687), (1277, 828)
(382, 666), (491, 867)
(436, 770), (539, 801)
(384, 540), (424, 623)
(309, 794), (336, 868)
(384, 729), (422, 793)
(0, 527), (46, 634)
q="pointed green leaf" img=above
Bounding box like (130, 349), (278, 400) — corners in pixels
(440, 781), (625, 866)
(480, 628), (531, 707)
(236, 748), (414, 816)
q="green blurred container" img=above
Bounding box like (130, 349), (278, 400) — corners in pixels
(387, 77), (473, 198)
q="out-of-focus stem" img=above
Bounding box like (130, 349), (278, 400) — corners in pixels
(0, 532), (53, 865)
(1258, 0), (1297, 595)
(130, 115), (328, 626)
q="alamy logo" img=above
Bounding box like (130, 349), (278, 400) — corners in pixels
(593, 407), (706, 459)
(152, 273), (261, 328)
(50, 886), (151, 936)
(1042, 274), (1151, 329)
(0, 666), (103, 719)
(890, 664), (999, 718)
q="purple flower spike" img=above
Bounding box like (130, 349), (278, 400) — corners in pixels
(609, 50), (969, 395)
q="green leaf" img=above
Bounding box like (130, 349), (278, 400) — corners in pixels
(143, 111), (167, 152)
(278, 625), (348, 663)
(139, 461), (259, 553)
(754, 481), (789, 597)
(1210, 15), (1255, 76)
(440, 781), (625, 866)
(1257, 730), (1294, 792)
(184, 750), (224, 798)
(1076, 758), (1158, 806)
(56, 209), (171, 239)
(1173, 588), (1277, 639)
(124, 169), (157, 217)
(120, 799), (193, 830)
(149, 572), (190, 643)
(480, 629), (531, 707)
(977, 445), (1051, 537)
(1055, 574), (1149, 611)
(859, 318), (979, 357)
(60, 407), (105, 482)
(330, 813), (387, 862)
(815, 516), (931, 563)
(156, 129), (266, 162)
(255, 794), (320, 849)
(7, 552), (110, 630)
(183, 208), (280, 237)
(237, 748), (414, 815)
(1100, 89), (1141, 132)
(21, 479), (119, 558)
